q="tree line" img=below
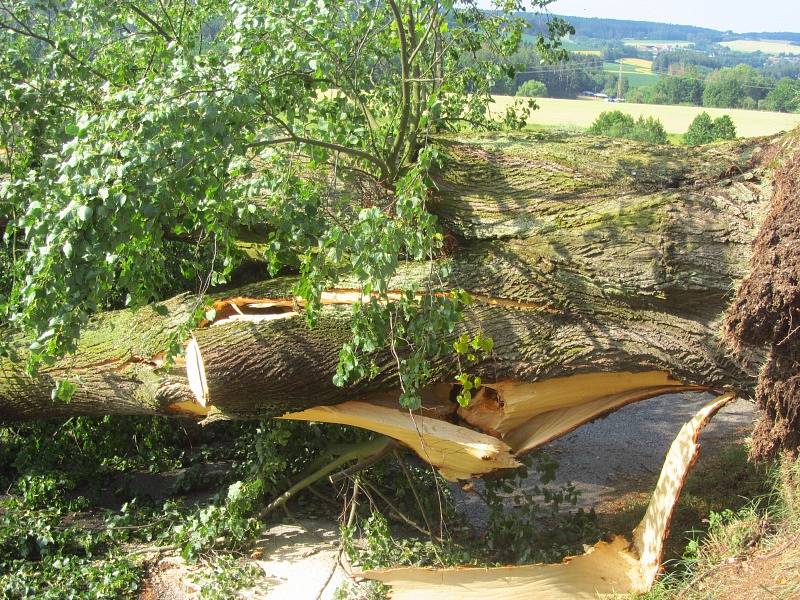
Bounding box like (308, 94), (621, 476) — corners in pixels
(480, 42), (800, 113)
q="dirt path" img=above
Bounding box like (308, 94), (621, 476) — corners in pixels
(453, 392), (756, 522)
(543, 392), (755, 508)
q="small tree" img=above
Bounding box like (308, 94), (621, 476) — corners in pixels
(588, 111), (667, 144)
(712, 115), (737, 141)
(516, 79), (548, 98)
(631, 116), (668, 144)
(588, 110), (635, 137)
(684, 112), (736, 146)
(684, 112), (716, 145)
(763, 78), (800, 113)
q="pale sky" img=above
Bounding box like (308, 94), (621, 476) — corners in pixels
(527, 0), (800, 34)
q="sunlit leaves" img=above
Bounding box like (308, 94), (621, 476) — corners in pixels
(1, 0), (563, 397)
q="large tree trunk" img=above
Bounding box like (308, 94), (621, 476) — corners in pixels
(1, 131), (796, 456)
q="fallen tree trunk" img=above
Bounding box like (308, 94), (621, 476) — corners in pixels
(1, 131), (797, 455)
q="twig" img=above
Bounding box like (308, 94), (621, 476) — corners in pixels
(394, 450), (434, 536)
(259, 437), (391, 518)
(315, 477), (361, 600)
(125, 544), (179, 558)
(360, 480), (442, 542)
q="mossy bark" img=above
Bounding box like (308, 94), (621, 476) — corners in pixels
(0, 132), (789, 421)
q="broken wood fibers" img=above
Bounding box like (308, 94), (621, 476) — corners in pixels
(357, 393), (735, 599)
(278, 371), (703, 481)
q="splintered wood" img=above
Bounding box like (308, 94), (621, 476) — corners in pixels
(458, 371), (692, 435)
(503, 384), (703, 454)
(279, 401), (521, 481)
(358, 393), (736, 599)
(360, 536), (644, 600)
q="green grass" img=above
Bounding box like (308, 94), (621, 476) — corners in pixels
(632, 455), (800, 599)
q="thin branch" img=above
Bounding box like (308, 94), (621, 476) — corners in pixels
(386, 0), (412, 175)
(394, 449), (434, 536)
(329, 440), (396, 483)
(408, 3), (439, 64)
(259, 437), (392, 518)
(124, 2), (174, 42)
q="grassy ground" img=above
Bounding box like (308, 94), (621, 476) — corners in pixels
(629, 454), (800, 599)
(720, 40), (800, 54)
(490, 95), (800, 137)
(599, 443), (772, 564)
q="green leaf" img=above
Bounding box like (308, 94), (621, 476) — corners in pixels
(76, 206), (93, 221)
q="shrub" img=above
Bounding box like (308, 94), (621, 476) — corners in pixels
(588, 110), (668, 144)
(631, 116), (669, 144)
(712, 114), (737, 140)
(516, 79), (548, 98)
(684, 112), (737, 145)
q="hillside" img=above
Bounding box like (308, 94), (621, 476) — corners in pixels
(522, 13), (800, 45)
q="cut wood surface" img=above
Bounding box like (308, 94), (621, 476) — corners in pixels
(358, 393), (735, 598)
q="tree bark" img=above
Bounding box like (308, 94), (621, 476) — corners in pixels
(1, 132), (792, 427)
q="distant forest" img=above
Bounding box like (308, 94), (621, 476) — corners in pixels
(522, 13), (800, 44)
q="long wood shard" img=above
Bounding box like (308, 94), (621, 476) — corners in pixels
(632, 392), (736, 584)
(279, 401), (521, 481)
(357, 393), (735, 599)
(503, 384), (704, 454)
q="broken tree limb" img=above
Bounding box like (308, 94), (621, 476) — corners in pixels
(357, 393), (736, 599)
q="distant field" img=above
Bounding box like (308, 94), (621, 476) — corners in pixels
(603, 60), (660, 89)
(557, 36), (599, 52)
(622, 39), (693, 48)
(490, 95), (800, 137)
(573, 50), (602, 56)
(620, 58), (653, 70)
(720, 40), (800, 54)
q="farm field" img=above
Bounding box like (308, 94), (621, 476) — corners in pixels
(720, 39), (800, 54)
(620, 57), (653, 69)
(603, 60), (660, 88)
(490, 95), (800, 137)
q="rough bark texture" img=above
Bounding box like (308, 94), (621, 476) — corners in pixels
(0, 131), (794, 425)
(725, 131), (800, 458)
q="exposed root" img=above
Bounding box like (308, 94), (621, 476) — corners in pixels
(724, 146), (800, 458)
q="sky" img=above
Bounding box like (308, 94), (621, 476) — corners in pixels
(533, 0), (800, 34)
